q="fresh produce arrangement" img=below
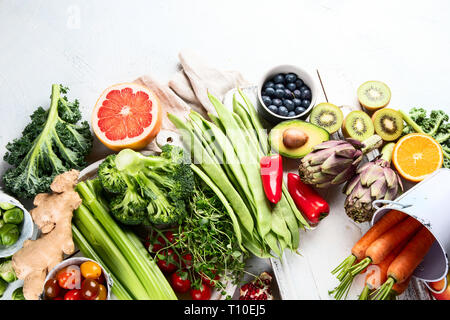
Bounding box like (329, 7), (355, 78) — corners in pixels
(0, 57), (448, 302)
(43, 260), (108, 300)
(0, 202), (23, 247)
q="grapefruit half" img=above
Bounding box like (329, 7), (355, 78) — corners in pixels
(92, 83), (162, 151)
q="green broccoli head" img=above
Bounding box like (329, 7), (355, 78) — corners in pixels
(2, 84), (93, 198)
(98, 155), (127, 194)
(110, 184), (147, 226)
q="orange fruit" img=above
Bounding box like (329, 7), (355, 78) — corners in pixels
(392, 133), (443, 182)
(92, 83), (162, 151)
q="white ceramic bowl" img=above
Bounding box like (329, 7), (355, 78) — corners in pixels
(42, 257), (113, 300)
(257, 65), (318, 124)
(0, 192), (34, 258)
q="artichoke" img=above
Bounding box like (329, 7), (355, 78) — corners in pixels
(344, 143), (403, 223)
(298, 135), (382, 188)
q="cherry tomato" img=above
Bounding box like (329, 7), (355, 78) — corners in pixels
(181, 253), (192, 269)
(81, 279), (99, 300)
(44, 278), (60, 299)
(156, 248), (179, 273)
(170, 270), (191, 293)
(80, 261), (102, 279)
(94, 284), (107, 300)
(201, 270), (220, 287)
(56, 265), (81, 290)
(164, 231), (175, 244)
(53, 296), (63, 300)
(97, 272), (106, 285)
(64, 289), (82, 300)
(190, 283), (211, 300)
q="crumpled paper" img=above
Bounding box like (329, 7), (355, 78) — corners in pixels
(135, 50), (248, 151)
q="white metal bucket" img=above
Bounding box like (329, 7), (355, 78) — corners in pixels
(372, 168), (450, 293)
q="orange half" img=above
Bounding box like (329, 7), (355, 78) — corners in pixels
(392, 133), (443, 182)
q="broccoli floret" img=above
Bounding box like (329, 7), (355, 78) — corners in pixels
(110, 181), (147, 226)
(98, 155), (126, 194)
(99, 146), (194, 226)
(2, 84), (93, 198)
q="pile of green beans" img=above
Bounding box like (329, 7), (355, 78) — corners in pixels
(168, 89), (309, 258)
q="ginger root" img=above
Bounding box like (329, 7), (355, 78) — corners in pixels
(12, 170), (81, 300)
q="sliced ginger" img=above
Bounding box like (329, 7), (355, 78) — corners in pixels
(12, 170), (81, 300)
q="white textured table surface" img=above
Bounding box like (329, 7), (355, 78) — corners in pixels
(1, 0), (449, 300)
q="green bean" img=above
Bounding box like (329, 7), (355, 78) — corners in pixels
(168, 113), (255, 237)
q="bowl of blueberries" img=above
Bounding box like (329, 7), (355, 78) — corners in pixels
(258, 65), (317, 123)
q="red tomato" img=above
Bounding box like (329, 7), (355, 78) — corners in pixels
(156, 248), (179, 273)
(44, 278), (60, 299)
(170, 270), (191, 293)
(64, 289), (82, 300)
(56, 265), (81, 290)
(181, 253), (192, 269)
(53, 297), (63, 300)
(164, 231), (175, 244)
(190, 283), (211, 300)
(201, 270), (220, 287)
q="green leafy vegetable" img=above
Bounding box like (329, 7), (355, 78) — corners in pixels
(401, 108), (450, 168)
(0, 259), (17, 283)
(97, 145), (194, 225)
(3, 84), (93, 198)
(0, 224), (19, 246)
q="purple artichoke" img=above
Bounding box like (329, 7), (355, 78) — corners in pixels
(344, 143), (403, 223)
(298, 135), (382, 188)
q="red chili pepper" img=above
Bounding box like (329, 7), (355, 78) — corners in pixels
(260, 154), (283, 204)
(287, 173), (329, 224)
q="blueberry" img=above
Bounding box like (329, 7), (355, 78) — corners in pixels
(286, 83), (296, 91)
(278, 106), (289, 116)
(293, 98), (302, 107)
(272, 98), (282, 107)
(300, 85), (309, 92)
(264, 87), (275, 97)
(288, 111), (296, 117)
(295, 106), (306, 115)
(262, 95), (272, 106)
(295, 79), (304, 88)
(268, 105), (278, 114)
(285, 73), (298, 83)
(263, 81), (274, 89)
(293, 89), (302, 99)
(301, 99), (311, 108)
(283, 99), (295, 111)
(284, 89), (294, 99)
(301, 89), (311, 100)
(274, 83), (285, 90)
(273, 73), (285, 84)
(274, 89), (285, 99)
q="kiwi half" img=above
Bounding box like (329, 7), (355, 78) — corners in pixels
(309, 103), (344, 134)
(342, 110), (374, 141)
(357, 80), (391, 111)
(372, 108), (404, 141)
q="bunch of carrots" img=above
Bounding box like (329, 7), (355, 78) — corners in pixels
(329, 210), (435, 300)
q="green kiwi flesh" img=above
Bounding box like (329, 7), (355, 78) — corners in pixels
(372, 108), (404, 141)
(342, 110), (374, 141)
(309, 103), (344, 134)
(357, 81), (391, 111)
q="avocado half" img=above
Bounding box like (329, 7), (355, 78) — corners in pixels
(269, 120), (330, 158)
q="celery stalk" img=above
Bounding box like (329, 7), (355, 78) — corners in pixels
(73, 204), (149, 299)
(72, 224), (133, 300)
(76, 181), (177, 300)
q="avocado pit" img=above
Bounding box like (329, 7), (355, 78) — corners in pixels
(282, 128), (309, 149)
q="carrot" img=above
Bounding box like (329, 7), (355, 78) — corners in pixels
(331, 210), (407, 281)
(351, 210), (408, 260)
(373, 227), (435, 300)
(366, 217), (422, 264)
(391, 276), (412, 296)
(349, 216), (422, 276)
